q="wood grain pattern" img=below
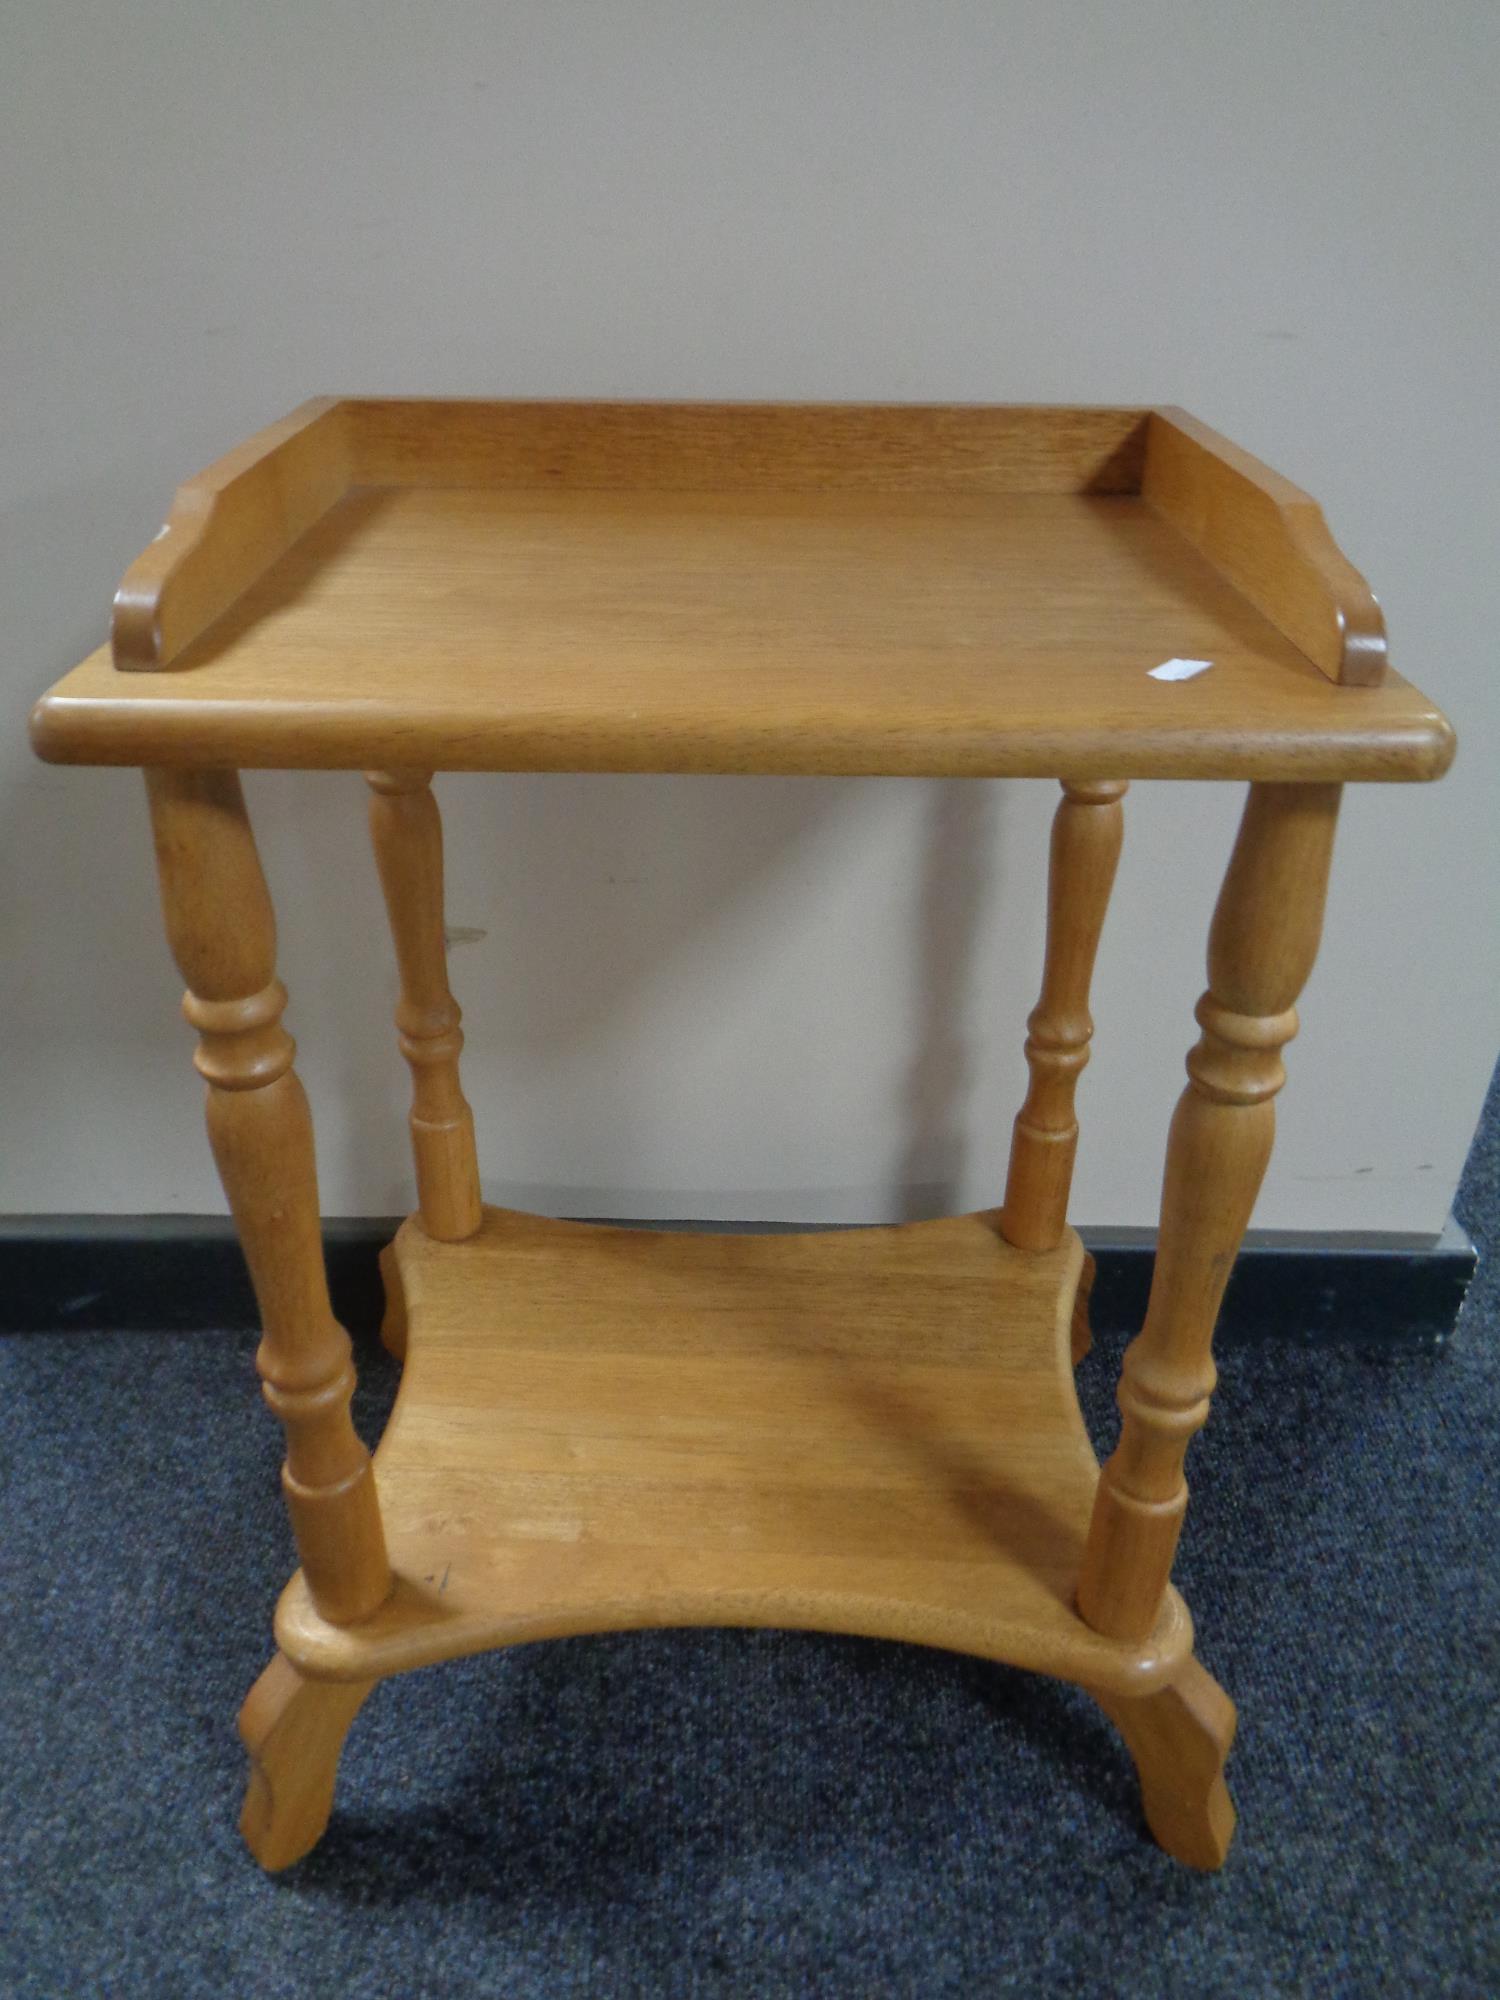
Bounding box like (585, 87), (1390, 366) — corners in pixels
(106, 398), (1142, 675)
(343, 397), (1150, 494)
(1077, 783), (1341, 1641)
(1144, 408), (1387, 687)
(366, 771), (482, 1241)
(33, 481), (1452, 780)
(34, 398), (1457, 1876)
(144, 767), (390, 1626)
(113, 398), (348, 670)
(274, 1207), (1193, 1698)
(1000, 779), (1126, 1251)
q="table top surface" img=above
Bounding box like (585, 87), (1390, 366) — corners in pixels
(30, 400), (1454, 782)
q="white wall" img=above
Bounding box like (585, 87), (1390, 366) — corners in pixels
(3, 3), (1495, 1234)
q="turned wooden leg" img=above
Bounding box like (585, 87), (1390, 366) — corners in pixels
(239, 1652), (374, 1870)
(1091, 1656), (1238, 1870)
(1000, 779), (1126, 1254)
(1078, 783), (1341, 1641)
(366, 770), (482, 1242)
(146, 769), (390, 1625)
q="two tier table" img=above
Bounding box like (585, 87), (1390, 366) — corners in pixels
(30, 399), (1455, 1872)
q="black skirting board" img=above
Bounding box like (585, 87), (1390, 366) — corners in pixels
(0, 1214), (1476, 1350)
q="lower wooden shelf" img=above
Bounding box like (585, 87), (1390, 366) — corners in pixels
(275, 1207), (1192, 1698)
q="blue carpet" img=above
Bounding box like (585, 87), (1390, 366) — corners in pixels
(2, 1070), (1495, 1997)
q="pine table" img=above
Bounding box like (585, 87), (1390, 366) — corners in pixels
(31, 399), (1455, 1871)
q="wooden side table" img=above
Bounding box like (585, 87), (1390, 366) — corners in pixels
(31, 400), (1455, 1873)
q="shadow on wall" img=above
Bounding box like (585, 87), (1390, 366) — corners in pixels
(290, 770), (1006, 1221)
(7, 742), (1013, 1219)
(305, 770), (856, 1211)
(898, 781), (998, 1220)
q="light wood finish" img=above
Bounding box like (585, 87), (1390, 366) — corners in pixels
(378, 1239), (408, 1363)
(365, 770), (482, 1242)
(1091, 1654), (1238, 1870)
(114, 399), (348, 671)
(144, 767), (390, 1625)
(1144, 408), (1386, 687)
(1001, 779), (1126, 1252)
(1070, 1251), (1097, 1368)
(106, 399), (1146, 674)
(29, 401), (1453, 783)
(274, 1207), (1192, 1698)
(344, 398), (1151, 499)
(32, 402), (1457, 1873)
(1077, 783), (1341, 1642)
(238, 1651), (373, 1871)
